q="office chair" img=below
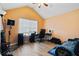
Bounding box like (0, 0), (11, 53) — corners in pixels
(39, 29), (46, 42)
(29, 32), (36, 43)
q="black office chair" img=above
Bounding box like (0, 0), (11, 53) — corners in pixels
(39, 29), (46, 42)
(29, 32), (36, 43)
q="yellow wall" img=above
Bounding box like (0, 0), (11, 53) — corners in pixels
(4, 6), (45, 43)
(4, 6), (79, 43)
(45, 9), (79, 42)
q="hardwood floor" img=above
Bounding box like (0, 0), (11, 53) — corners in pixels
(13, 41), (56, 56)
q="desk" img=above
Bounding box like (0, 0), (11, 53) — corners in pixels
(22, 33), (52, 43)
(35, 33), (52, 41)
(23, 35), (29, 43)
(44, 33), (52, 40)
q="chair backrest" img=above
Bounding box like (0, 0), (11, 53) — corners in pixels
(39, 29), (46, 38)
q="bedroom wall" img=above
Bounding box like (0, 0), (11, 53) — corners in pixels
(4, 6), (45, 43)
(45, 9), (79, 42)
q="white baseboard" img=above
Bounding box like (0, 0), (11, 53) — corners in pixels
(10, 43), (17, 46)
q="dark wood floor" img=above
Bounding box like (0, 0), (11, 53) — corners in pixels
(13, 41), (56, 56)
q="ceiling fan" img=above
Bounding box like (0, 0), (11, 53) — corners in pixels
(0, 4), (6, 32)
(32, 3), (48, 8)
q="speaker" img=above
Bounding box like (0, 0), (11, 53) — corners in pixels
(1, 31), (6, 43)
(1, 31), (8, 54)
(7, 19), (15, 26)
(18, 33), (24, 46)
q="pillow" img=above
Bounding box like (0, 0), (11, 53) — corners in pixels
(48, 46), (72, 56)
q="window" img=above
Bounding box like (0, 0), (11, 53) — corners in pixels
(18, 18), (38, 35)
(0, 16), (3, 32)
(0, 16), (3, 43)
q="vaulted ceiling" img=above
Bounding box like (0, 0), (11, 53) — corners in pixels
(0, 3), (79, 19)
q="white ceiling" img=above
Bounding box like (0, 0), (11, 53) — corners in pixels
(0, 3), (79, 19)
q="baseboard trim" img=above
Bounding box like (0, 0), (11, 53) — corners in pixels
(10, 43), (17, 46)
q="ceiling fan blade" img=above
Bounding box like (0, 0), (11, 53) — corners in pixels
(32, 3), (48, 8)
(32, 3), (36, 4)
(43, 3), (48, 7)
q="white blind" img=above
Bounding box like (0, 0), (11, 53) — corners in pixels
(18, 18), (38, 35)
